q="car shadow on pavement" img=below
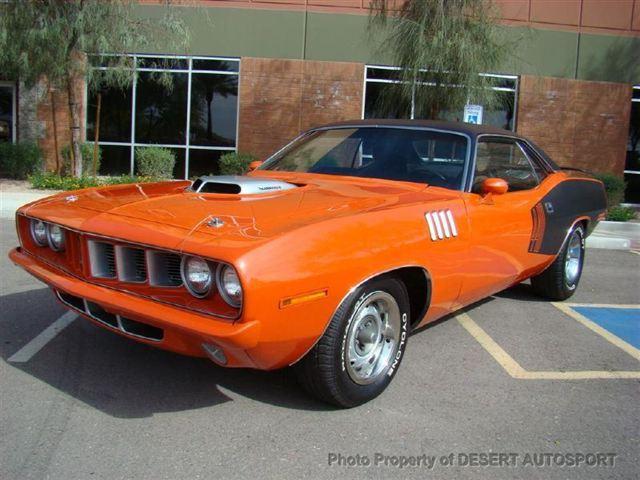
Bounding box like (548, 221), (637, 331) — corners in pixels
(493, 282), (548, 302)
(1, 289), (336, 417)
(409, 282), (546, 337)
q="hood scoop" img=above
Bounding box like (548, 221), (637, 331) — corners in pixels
(191, 175), (297, 195)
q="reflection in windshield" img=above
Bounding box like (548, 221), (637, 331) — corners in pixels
(262, 127), (468, 190)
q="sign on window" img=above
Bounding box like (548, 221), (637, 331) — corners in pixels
(464, 104), (483, 125)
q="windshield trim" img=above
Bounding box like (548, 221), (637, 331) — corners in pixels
(258, 125), (472, 191)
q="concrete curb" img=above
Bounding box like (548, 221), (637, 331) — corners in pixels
(587, 221), (640, 251)
(586, 236), (631, 250)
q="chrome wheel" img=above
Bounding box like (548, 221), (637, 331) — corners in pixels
(564, 230), (582, 286)
(345, 291), (401, 385)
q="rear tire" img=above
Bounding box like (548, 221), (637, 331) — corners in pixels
(294, 276), (410, 408)
(531, 225), (585, 300)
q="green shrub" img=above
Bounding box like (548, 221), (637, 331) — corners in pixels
(61, 142), (101, 176)
(218, 152), (256, 176)
(29, 172), (100, 190)
(135, 146), (175, 178)
(606, 206), (636, 222)
(29, 173), (163, 191)
(594, 173), (626, 207)
(0, 142), (43, 179)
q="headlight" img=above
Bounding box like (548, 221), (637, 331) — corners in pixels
(181, 256), (213, 297)
(216, 264), (242, 308)
(30, 219), (48, 247)
(46, 224), (65, 251)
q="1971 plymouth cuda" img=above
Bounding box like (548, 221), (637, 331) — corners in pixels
(10, 120), (606, 407)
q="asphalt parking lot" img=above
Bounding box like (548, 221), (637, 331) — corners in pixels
(1, 218), (638, 480)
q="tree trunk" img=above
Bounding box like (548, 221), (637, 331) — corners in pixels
(49, 87), (61, 175)
(67, 77), (83, 177)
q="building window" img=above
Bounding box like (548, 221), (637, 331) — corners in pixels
(363, 66), (518, 131)
(0, 82), (16, 143)
(625, 86), (640, 204)
(86, 55), (239, 179)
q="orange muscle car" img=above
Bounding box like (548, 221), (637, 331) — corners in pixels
(10, 120), (607, 407)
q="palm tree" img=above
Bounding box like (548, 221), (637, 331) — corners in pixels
(368, 0), (514, 120)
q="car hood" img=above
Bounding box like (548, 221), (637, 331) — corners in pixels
(22, 173), (456, 242)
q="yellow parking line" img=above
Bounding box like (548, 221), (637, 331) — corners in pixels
(456, 313), (640, 380)
(552, 303), (640, 361)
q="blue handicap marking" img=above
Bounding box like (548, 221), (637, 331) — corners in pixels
(573, 307), (640, 349)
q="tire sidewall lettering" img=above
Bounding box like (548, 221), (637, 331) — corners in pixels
(387, 312), (408, 378)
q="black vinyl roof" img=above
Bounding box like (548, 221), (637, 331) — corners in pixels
(316, 119), (521, 140)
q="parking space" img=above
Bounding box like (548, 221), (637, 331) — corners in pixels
(1, 218), (639, 480)
(566, 305), (640, 350)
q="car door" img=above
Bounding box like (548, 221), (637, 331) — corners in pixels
(456, 135), (547, 307)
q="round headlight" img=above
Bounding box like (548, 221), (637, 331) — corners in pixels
(216, 264), (242, 308)
(181, 256), (213, 297)
(30, 219), (48, 247)
(46, 224), (65, 251)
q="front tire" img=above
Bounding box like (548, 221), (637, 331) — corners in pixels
(531, 225), (585, 300)
(295, 276), (410, 408)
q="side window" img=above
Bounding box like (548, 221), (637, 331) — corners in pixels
(473, 139), (540, 193)
(520, 142), (549, 182)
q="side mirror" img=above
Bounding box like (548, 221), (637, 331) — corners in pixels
(481, 178), (508, 196)
(248, 160), (264, 171)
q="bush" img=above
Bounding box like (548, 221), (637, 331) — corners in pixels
(606, 206), (636, 222)
(135, 146), (175, 178)
(0, 142), (42, 179)
(29, 172), (100, 190)
(594, 173), (626, 207)
(29, 172), (163, 191)
(61, 142), (101, 176)
(219, 152), (256, 176)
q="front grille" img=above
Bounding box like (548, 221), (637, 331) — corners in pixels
(87, 239), (182, 287)
(88, 241), (117, 278)
(146, 251), (183, 287)
(56, 290), (164, 341)
(115, 246), (147, 282)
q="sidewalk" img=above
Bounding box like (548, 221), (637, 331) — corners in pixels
(0, 180), (60, 219)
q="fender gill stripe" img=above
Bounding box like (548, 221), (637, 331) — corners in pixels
(438, 211), (451, 238)
(432, 213), (444, 239)
(446, 210), (458, 237)
(425, 213), (437, 241)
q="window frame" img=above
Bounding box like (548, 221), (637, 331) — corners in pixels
(0, 81), (17, 144)
(469, 134), (549, 194)
(86, 54), (240, 179)
(362, 65), (519, 131)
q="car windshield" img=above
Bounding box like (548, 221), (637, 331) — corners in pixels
(261, 127), (469, 190)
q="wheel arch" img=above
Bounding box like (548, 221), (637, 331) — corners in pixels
(342, 265), (432, 329)
(288, 265), (432, 366)
(381, 266), (431, 328)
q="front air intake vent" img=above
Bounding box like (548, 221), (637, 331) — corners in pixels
(88, 241), (117, 278)
(147, 250), (183, 287)
(115, 246), (147, 283)
(191, 175), (296, 195)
